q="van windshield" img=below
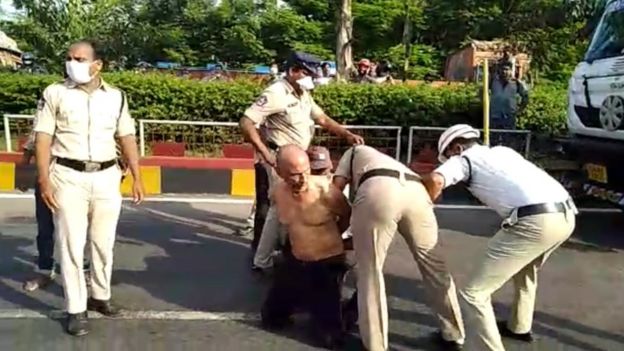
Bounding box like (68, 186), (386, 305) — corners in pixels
(585, 1), (624, 62)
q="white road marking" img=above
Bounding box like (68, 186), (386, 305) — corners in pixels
(0, 193), (620, 213)
(0, 309), (260, 321)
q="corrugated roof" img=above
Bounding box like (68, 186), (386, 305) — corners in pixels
(0, 30), (21, 54)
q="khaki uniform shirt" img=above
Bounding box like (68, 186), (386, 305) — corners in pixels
(334, 145), (417, 192)
(244, 79), (325, 149)
(33, 79), (135, 162)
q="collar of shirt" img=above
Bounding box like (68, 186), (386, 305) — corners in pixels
(279, 78), (306, 100)
(64, 77), (110, 92)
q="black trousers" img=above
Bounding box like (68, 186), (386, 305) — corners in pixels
(252, 162), (270, 251)
(34, 182), (55, 271)
(261, 246), (347, 337)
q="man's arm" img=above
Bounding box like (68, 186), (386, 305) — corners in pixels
(116, 91), (144, 204)
(517, 80), (529, 111)
(119, 136), (140, 179)
(311, 101), (364, 145)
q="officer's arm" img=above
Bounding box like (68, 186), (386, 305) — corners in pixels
(240, 92), (282, 158)
(422, 156), (469, 201)
(311, 100), (360, 143)
(422, 173), (445, 201)
(327, 186), (351, 233)
(240, 117), (271, 159)
(33, 88), (57, 184)
(331, 149), (352, 191)
(116, 94), (141, 182)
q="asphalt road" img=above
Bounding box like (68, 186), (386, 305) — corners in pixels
(0, 195), (622, 351)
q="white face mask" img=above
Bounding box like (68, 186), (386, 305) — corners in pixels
(65, 60), (94, 84)
(296, 76), (315, 91)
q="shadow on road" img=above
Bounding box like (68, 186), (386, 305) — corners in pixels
(110, 204), (624, 351)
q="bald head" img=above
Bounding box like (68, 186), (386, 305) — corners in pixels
(277, 144), (311, 193)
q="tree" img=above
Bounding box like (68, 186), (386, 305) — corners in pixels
(335, 0), (352, 80)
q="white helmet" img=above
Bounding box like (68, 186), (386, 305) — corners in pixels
(437, 124), (480, 162)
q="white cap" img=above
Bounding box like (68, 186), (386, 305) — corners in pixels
(437, 124), (480, 162)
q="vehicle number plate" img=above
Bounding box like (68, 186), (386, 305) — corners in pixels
(585, 163), (608, 184)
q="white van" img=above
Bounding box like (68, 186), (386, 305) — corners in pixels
(565, 0), (624, 207)
(568, 0), (624, 140)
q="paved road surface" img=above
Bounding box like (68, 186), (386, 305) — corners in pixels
(0, 195), (622, 351)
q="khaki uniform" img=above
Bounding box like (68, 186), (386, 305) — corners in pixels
(435, 145), (576, 351)
(34, 79), (134, 314)
(244, 79), (325, 269)
(334, 145), (464, 351)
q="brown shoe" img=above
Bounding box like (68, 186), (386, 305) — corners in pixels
(87, 298), (121, 317)
(22, 274), (54, 292)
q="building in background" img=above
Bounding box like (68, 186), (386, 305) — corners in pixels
(444, 40), (531, 83)
(0, 30), (21, 69)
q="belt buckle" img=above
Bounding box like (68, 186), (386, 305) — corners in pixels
(84, 162), (100, 172)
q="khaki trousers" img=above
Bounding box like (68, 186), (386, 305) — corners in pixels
(351, 176), (465, 351)
(50, 162), (122, 314)
(461, 210), (576, 351)
(253, 161), (287, 268)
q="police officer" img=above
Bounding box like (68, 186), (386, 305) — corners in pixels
(423, 124), (577, 351)
(239, 51), (364, 271)
(333, 145), (465, 351)
(33, 40), (145, 336)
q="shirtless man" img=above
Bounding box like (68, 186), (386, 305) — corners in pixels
(261, 145), (351, 349)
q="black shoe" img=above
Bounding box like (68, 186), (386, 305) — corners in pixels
(497, 321), (534, 343)
(316, 331), (345, 350)
(66, 312), (89, 336)
(87, 298), (121, 317)
(432, 331), (463, 350)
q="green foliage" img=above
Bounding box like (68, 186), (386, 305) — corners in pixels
(517, 84), (568, 134)
(0, 72), (567, 134)
(0, 0), (604, 85)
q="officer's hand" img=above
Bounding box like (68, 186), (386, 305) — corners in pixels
(132, 180), (145, 205)
(38, 178), (59, 212)
(346, 133), (365, 145)
(261, 150), (277, 168)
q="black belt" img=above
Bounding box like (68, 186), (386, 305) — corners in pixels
(56, 157), (117, 172)
(358, 168), (420, 188)
(517, 200), (570, 218)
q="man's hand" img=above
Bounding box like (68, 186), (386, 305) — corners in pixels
(345, 132), (365, 145)
(38, 178), (59, 212)
(132, 179), (145, 204)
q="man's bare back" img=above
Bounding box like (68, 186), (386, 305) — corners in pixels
(273, 175), (349, 262)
